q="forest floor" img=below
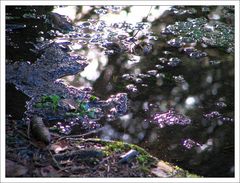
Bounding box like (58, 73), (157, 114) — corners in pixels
(6, 117), (200, 178)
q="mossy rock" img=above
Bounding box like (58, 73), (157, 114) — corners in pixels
(57, 138), (201, 177)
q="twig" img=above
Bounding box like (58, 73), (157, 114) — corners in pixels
(27, 120), (31, 139)
(57, 166), (71, 174)
(129, 6), (153, 54)
(131, 6), (153, 39)
(48, 149), (62, 170)
(93, 156), (111, 171)
(55, 127), (104, 142)
(16, 129), (41, 148)
(16, 129), (30, 139)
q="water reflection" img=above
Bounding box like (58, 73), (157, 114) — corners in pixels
(67, 6), (233, 177)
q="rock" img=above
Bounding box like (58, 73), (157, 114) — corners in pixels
(118, 149), (139, 164)
(31, 115), (51, 144)
(48, 12), (73, 32)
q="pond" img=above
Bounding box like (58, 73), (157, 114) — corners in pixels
(6, 5), (235, 177)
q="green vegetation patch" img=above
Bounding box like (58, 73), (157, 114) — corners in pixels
(164, 17), (234, 52)
(34, 94), (60, 112)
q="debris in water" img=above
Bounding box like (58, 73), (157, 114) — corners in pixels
(203, 111), (221, 119)
(126, 84), (138, 93)
(183, 47), (207, 59)
(168, 57), (182, 67)
(151, 109), (191, 128)
(182, 139), (201, 149)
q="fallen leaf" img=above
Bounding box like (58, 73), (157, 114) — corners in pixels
(156, 161), (174, 173)
(6, 159), (28, 177)
(40, 165), (59, 177)
(151, 161), (174, 177)
(151, 167), (167, 177)
(50, 143), (68, 154)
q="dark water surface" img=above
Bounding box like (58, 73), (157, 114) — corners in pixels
(6, 6), (234, 177)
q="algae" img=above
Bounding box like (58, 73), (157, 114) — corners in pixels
(162, 17), (234, 53)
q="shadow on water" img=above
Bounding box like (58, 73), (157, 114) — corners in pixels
(6, 5), (234, 177)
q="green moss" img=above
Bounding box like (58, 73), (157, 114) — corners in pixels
(103, 141), (129, 155)
(164, 17), (234, 52)
(171, 165), (202, 178)
(139, 166), (152, 174)
(89, 95), (97, 102)
(73, 138), (201, 178)
(80, 139), (156, 166)
(186, 172), (202, 178)
(130, 144), (157, 164)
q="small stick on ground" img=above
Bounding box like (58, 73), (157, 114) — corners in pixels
(48, 149), (62, 170)
(55, 127), (104, 142)
(16, 129), (40, 148)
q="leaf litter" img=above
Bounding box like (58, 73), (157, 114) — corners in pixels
(6, 116), (197, 177)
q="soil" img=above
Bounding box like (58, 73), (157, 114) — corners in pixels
(6, 117), (199, 178)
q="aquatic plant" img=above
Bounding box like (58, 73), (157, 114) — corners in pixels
(162, 17), (234, 54)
